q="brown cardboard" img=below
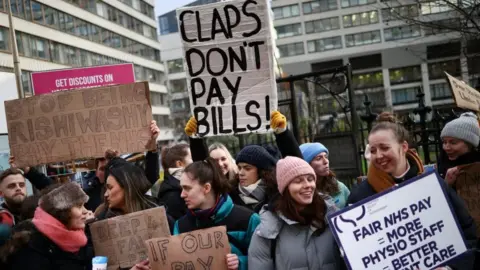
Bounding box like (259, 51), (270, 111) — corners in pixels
(89, 207), (171, 270)
(445, 72), (480, 111)
(145, 226), (231, 270)
(455, 162), (480, 237)
(4, 82), (155, 167)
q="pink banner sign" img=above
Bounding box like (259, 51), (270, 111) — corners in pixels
(31, 63), (135, 95)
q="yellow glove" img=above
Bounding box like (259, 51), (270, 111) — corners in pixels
(270, 111), (287, 133)
(184, 116), (197, 137)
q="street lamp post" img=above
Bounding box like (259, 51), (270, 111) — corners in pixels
(7, 0), (23, 98)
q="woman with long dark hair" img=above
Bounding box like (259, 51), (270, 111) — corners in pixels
(175, 157), (260, 270)
(248, 156), (345, 269)
(95, 152), (174, 231)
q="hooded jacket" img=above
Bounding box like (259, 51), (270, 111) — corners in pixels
(248, 205), (346, 270)
(174, 195), (260, 270)
(157, 172), (187, 220)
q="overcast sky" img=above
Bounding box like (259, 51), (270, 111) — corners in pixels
(155, 0), (194, 17)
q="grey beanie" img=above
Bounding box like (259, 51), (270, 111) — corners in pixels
(40, 182), (89, 212)
(441, 112), (480, 147)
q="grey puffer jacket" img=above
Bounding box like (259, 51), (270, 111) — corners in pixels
(248, 206), (346, 270)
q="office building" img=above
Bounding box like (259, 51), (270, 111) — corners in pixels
(272, 0), (479, 116)
(0, 0), (173, 142)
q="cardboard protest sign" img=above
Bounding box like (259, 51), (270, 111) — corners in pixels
(329, 172), (467, 270)
(177, 0), (278, 137)
(455, 162), (480, 237)
(445, 72), (480, 111)
(145, 226), (231, 270)
(90, 207), (171, 270)
(4, 82), (155, 167)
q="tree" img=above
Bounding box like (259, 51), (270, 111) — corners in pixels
(381, 0), (480, 39)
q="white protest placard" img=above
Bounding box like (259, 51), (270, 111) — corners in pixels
(329, 172), (467, 270)
(445, 72), (480, 111)
(177, 0), (278, 137)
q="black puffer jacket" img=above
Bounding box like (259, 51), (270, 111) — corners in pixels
(157, 174), (186, 220)
(437, 150), (480, 179)
(4, 221), (93, 270)
(348, 161), (477, 270)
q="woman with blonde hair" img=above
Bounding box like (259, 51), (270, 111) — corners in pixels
(208, 142), (238, 183)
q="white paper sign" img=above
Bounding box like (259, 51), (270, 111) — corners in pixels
(329, 173), (467, 270)
(177, 0), (278, 137)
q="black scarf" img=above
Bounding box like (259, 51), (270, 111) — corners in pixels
(437, 150), (480, 178)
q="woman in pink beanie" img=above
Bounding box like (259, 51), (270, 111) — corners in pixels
(248, 156), (346, 270)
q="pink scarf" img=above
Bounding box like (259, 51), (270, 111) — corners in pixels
(32, 207), (87, 253)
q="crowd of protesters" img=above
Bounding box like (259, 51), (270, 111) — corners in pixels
(0, 110), (478, 270)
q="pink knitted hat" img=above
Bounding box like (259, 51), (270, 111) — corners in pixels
(276, 156), (316, 194)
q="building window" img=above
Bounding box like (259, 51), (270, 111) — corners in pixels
(21, 70), (33, 96)
(275, 23), (302, 38)
(421, 1), (453, 15)
(32, 1), (44, 24)
(427, 42), (461, 60)
(392, 87), (418, 105)
(430, 83), (452, 100)
(382, 5), (419, 21)
(170, 79), (187, 93)
(307, 36), (342, 53)
(172, 99), (189, 113)
(389, 66), (422, 85)
(0, 27), (9, 51)
(428, 59), (461, 79)
(424, 19), (461, 36)
(150, 92), (168, 106)
(343, 11), (379, 28)
(384, 25), (421, 41)
(273, 4), (300, 19)
(0, 25), (160, 84)
(302, 0), (337, 15)
(67, 0), (156, 39)
(352, 71), (383, 89)
(305, 17), (340, 34)
(44, 7), (59, 29)
(277, 42), (305, 58)
(167, 59), (184, 74)
(119, 0), (155, 19)
(345, 30), (381, 47)
(153, 114), (171, 128)
(341, 0), (376, 8)
(134, 65), (145, 80)
(468, 55), (480, 75)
